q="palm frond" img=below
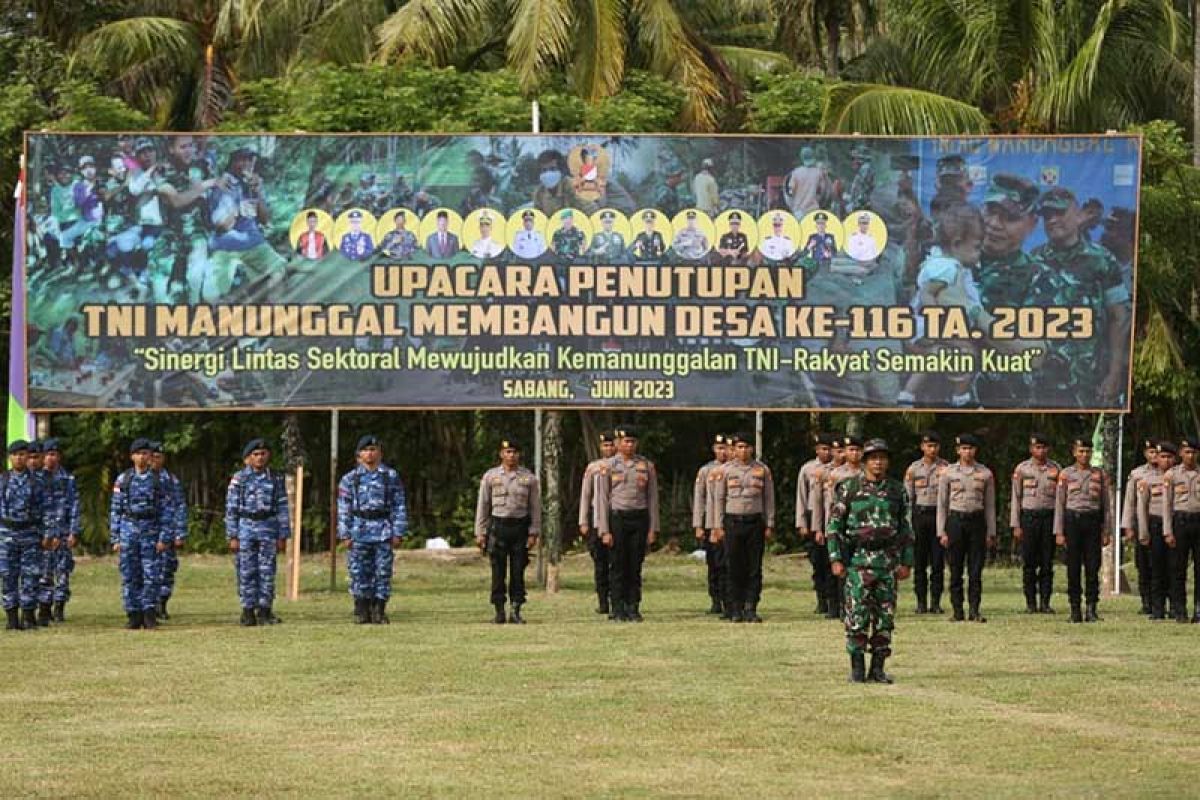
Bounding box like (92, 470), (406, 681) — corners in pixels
(294, 0), (392, 68)
(571, 0), (627, 102)
(72, 16), (203, 112)
(630, 0), (724, 130)
(822, 82), (991, 135)
(375, 0), (498, 64)
(505, 0), (575, 95)
(712, 45), (792, 83)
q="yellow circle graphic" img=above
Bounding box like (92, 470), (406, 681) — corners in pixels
(289, 208), (334, 257)
(841, 210), (888, 262)
(417, 207), (465, 257)
(544, 208), (593, 255)
(756, 210), (800, 260)
(712, 210), (758, 257)
(462, 208), (508, 260)
(332, 208), (379, 260)
(506, 208), (550, 259)
(587, 209), (632, 259)
(668, 210), (715, 260)
(797, 210), (845, 259)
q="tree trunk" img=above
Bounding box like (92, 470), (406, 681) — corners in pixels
(845, 412), (863, 438)
(1194, 0), (1199, 168)
(1098, 414), (1127, 595)
(540, 411), (563, 593)
(824, 7), (841, 79)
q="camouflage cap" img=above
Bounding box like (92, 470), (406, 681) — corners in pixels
(1038, 186), (1077, 213)
(936, 154), (966, 177)
(983, 173), (1038, 215)
(863, 438), (890, 457)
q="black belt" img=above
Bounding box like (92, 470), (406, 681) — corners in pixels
(1021, 508), (1055, 517)
(352, 509), (389, 520)
(1065, 510), (1101, 518)
(915, 505), (937, 513)
(724, 513), (763, 523)
(239, 510), (274, 521)
(491, 516), (530, 527)
(949, 509), (985, 517)
(1174, 511), (1200, 519)
(612, 508), (648, 516)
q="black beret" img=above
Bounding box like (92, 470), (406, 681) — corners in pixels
(813, 211), (828, 222)
(129, 437), (153, 453)
(956, 433), (981, 447)
(712, 433), (731, 446)
(1158, 441), (1178, 455)
(731, 432), (753, 445)
(499, 439), (521, 451)
(41, 438), (61, 452)
(242, 438), (269, 459)
(843, 436), (864, 448)
(1143, 439), (1158, 450)
(150, 441), (164, 454)
(1029, 433), (1051, 446)
(598, 431), (615, 445)
(1071, 437), (1092, 449)
(863, 439), (890, 457)
(920, 431), (941, 444)
(614, 425), (639, 440)
(348, 209), (363, 220)
(26, 440), (42, 454)
(1180, 437), (1200, 450)
(728, 211), (742, 222)
(815, 432), (839, 446)
(8, 440), (29, 454)
(356, 435), (381, 452)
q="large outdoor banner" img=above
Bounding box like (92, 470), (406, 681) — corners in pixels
(22, 133), (1140, 411)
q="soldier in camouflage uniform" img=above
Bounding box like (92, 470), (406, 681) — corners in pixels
(551, 209), (587, 263)
(110, 438), (175, 630)
(1032, 187), (1132, 407)
(579, 432), (617, 616)
(1, 441), (48, 631)
(826, 439), (913, 684)
(151, 442), (188, 620)
(25, 441), (53, 627)
(337, 435), (408, 624)
(38, 439), (80, 623)
(846, 144), (875, 212)
(653, 159), (687, 219)
(160, 135), (221, 303)
(589, 210), (626, 263)
(225, 438), (290, 627)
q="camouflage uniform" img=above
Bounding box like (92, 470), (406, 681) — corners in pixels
(337, 463), (408, 602)
(551, 226), (587, 263)
(224, 466), (290, 614)
(109, 466), (175, 618)
(162, 158), (212, 302)
(847, 158), (875, 212)
(589, 230), (626, 263)
(156, 466), (188, 607)
(1, 465), (48, 623)
(826, 475), (913, 657)
(38, 464), (80, 610)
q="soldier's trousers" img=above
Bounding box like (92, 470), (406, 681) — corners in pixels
(1147, 516), (1171, 615)
(1020, 510), (1056, 604)
(607, 509), (649, 607)
(488, 517), (530, 605)
(585, 528), (611, 602)
(1135, 539), (1152, 608)
(946, 511), (987, 611)
(844, 564), (897, 656)
(1063, 511), (1102, 606)
(118, 536), (162, 613)
(348, 540), (394, 600)
(912, 506), (943, 605)
(1170, 512), (1200, 616)
(724, 514), (765, 609)
(1, 532), (42, 610)
(38, 545), (75, 604)
(160, 545), (179, 599)
(236, 538), (278, 609)
(703, 534), (728, 604)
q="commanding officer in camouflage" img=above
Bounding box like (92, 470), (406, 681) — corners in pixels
(551, 209), (587, 263)
(39, 439), (80, 623)
(1053, 438), (1113, 623)
(595, 426), (659, 622)
(1, 441), (48, 631)
(1033, 187), (1132, 406)
(1137, 442), (1176, 620)
(225, 439), (290, 627)
(579, 432), (617, 616)
(151, 442), (188, 620)
(846, 144), (875, 211)
(474, 439), (540, 624)
(1122, 439), (1159, 614)
(1163, 438), (1200, 623)
(826, 439), (913, 684)
(797, 433), (837, 616)
(1011, 434), (1062, 614)
(816, 436), (865, 617)
(631, 211), (667, 262)
(710, 433), (775, 623)
(905, 432), (948, 614)
(937, 434), (997, 623)
(693, 434), (731, 616)
(110, 438), (175, 630)
(337, 435), (408, 624)
(589, 210), (626, 263)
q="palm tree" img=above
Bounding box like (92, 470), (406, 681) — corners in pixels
(831, 0), (1190, 134)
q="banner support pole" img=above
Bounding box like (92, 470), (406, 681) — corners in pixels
(328, 409), (339, 592)
(754, 410), (763, 457)
(1114, 413), (1125, 594)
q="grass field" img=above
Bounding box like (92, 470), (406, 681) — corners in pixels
(2, 550), (1196, 798)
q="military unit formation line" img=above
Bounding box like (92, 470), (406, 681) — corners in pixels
(1, 430), (1197, 684)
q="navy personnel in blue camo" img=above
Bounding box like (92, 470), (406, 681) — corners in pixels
(26, 439), (56, 628)
(337, 435), (408, 624)
(475, 439), (541, 624)
(38, 438), (80, 624)
(225, 438), (290, 627)
(110, 438), (175, 630)
(1, 440), (48, 631)
(150, 442), (188, 620)
(579, 431), (617, 617)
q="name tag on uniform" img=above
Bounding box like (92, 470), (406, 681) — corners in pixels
(1176, 484), (1189, 496)
(1151, 485), (1163, 496)
(914, 477), (928, 488)
(729, 478), (742, 488)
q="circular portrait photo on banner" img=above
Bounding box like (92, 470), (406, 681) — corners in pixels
(797, 210), (844, 268)
(333, 208), (378, 261)
(419, 207), (465, 259)
(712, 210), (758, 265)
(630, 208), (673, 261)
(669, 209), (714, 261)
(290, 208), (334, 260)
(545, 208), (592, 262)
(757, 210), (799, 261)
(842, 210), (888, 262)
(463, 208), (508, 260)
(375, 209), (420, 260)
(568, 144), (611, 206)
(507, 207), (549, 261)
(587, 208), (631, 262)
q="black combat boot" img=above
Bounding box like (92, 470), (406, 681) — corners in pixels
(1040, 597), (1055, 614)
(5, 608), (19, 630)
(1069, 603), (1083, 623)
(745, 605), (763, 623)
(1084, 602), (1100, 622)
(608, 600), (622, 622)
(968, 605), (986, 623)
(375, 600), (390, 625)
(126, 610), (143, 630)
(952, 606), (966, 622)
(930, 595), (944, 614)
(597, 594), (610, 615)
(353, 598), (369, 624)
(493, 602), (507, 624)
(21, 608), (38, 630)
(258, 605), (281, 625)
(1140, 597), (1151, 615)
(52, 601), (65, 623)
(143, 608), (158, 630)
(1191, 611), (1200, 624)
(867, 652), (894, 684)
(37, 603), (52, 626)
(709, 599), (723, 615)
(158, 598), (170, 620)
(720, 601), (733, 621)
(628, 603), (643, 623)
(849, 652), (867, 683)
(815, 596), (828, 615)
(729, 604), (745, 623)
(240, 607), (257, 626)
(1176, 610), (1190, 624)
(1025, 597), (1039, 614)
(509, 603), (526, 624)
(915, 596), (928, 615)
(824, 597), (841, 620)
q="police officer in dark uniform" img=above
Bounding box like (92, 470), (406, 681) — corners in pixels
(716, 211), (749, 265)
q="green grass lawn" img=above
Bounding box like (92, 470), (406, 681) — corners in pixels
(2, 550), (1195, 798)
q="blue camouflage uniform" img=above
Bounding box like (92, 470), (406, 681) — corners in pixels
(1, 463), (48, 612)
(109, 466), (175, 613)
(39, 464), (81, 605)
(337, 463), (408, 600)
(224, 466), (290, 610)
(157, 466), (188, 602)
